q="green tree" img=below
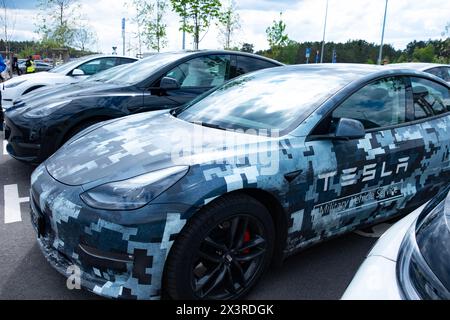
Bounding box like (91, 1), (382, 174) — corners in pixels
(216, 0), (240, 49)
(130, 0), (168, 53)
(240, 42), (254, 53)
(412, 44), (435, 62)
(266, 12), (289, 58)
(36, 0), (82, 47)
(170, 0), (222, 50)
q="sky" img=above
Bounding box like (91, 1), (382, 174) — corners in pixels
(4, 0), (450, 56)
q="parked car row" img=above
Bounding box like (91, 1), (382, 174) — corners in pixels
(1, 52), (450, 300)
(18, 60), (54, 74)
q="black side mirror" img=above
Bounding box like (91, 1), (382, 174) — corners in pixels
(160, 77), (180, 90)
(335, 118), (365, 139)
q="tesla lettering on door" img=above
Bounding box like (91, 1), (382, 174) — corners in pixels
(318, 157), (410, 192)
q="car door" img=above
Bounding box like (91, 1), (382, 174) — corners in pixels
(303, 76), (422, 239)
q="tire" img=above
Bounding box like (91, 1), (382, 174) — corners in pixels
(164, 193), (275, 300)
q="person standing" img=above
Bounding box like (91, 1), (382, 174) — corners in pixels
(12, 56), (20, 75)
(25, 56), (36, 74)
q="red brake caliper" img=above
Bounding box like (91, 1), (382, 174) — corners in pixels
(243, 230), (251, 254)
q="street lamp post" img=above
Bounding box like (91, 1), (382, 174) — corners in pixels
(378, 0), (389, 65)
(320, 0), (329, 63)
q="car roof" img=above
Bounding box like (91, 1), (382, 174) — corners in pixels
(69, 54), (138, 62)
(387, 62), (450, 71)
(259, 63), (383, 82)
(144, 50), (284, 65)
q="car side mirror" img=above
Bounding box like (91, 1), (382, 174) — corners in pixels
(160, 77), (180, 90)
(335, 118), (365, 140)
(72, 69), (85, 76)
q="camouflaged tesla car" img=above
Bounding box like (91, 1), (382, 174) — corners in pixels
(30, 64), (450, 300)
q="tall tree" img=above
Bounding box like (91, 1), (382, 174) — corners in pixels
(266, 12), (289, 58)
(130, 0), (168, 53)
(171, 0), (222, 50)
(36, 0), (81, 47)
(216, 0), (240, 49)
(0, 0), (16, 61)
(72, 26), (97, 52)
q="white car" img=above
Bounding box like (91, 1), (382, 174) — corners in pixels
(342, 187), (450, 300)
(1, 54), (137, 109)
(387, 63), (450, 84)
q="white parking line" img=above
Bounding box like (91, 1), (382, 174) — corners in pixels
(2, 140), (7, 156)
(4, 184), (29, 224)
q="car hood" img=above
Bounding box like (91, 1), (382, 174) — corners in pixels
(12, 82), (128, 112)
(46, 111), (276, 188)
(5, 72), (68, 85)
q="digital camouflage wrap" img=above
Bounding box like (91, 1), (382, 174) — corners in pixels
(29, 65), (450, 299)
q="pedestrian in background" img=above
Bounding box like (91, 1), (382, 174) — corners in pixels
(12, 56), (20, 75)
(25, 56), (36, 74)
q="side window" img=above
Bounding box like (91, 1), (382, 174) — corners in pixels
(76, 58), (117, 76)
(411, 77), (450, 119)
(164, 55), (231, 88)
(426, 67), (443, 79)
(117, 58), (136, 66)
(235, 56), (278, 76)
(332, 77), (407, 130)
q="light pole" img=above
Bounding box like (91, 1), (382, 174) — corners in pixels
(320, 0), (329, 63)
(378, 0), (389, 65)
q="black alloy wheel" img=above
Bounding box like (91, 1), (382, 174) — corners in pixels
(192, 214), (268, 299)
(164, 194), (275, 300)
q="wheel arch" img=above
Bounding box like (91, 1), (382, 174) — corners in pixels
(233, 188), (288, 266)
(59, 115), (117, 146)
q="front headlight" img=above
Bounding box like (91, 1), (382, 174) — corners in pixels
(4, 80), (27, 89)
(23, 100), (72, 118)
(80, 166), (189, 210)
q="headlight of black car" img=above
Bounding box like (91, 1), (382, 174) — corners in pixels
(80, 166), (189, 210)
(397, 196), (450, 300)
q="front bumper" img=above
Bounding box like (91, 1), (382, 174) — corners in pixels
(3, 114), (47, 163)
(30, 164), (191, 299)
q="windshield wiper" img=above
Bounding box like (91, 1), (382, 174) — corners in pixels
(197, 122), (225, 130)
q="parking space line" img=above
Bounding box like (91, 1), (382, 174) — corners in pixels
(4, 184), (29, 224)
(3, 140), (7, 156)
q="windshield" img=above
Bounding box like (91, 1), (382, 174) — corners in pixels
(176, 68), (346, 134)
(102, 52), (189, 85)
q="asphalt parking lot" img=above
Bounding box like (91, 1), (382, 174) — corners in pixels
(0, 130), (393, 300)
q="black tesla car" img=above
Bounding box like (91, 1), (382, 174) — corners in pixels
(4, 50), (282, 163)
